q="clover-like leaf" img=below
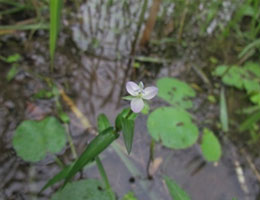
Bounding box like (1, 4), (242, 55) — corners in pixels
(157, 77), (195, 109)
(147, 107), (198, 149)
(12, 116), (67, 162)
(51, 179), (110, 200)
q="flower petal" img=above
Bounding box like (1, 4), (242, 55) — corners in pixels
(130, 98), (144, 113)
(142, 86), (158, 100)
(126, 81), (139, 96)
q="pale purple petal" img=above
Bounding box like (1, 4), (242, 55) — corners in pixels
(126, 81), (139, 96)
(142, 86), (158, 100)
(130, 98), (144, 113)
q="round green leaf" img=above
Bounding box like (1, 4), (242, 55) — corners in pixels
(13, 120), (46, 162)
(41, 117), (67, 153)
(147, 107), (198, 149)
(51, 179), (110, 200)
(200, 128), (222, 162)
(157, 77), (195, 109)
(12, 116), (67, 162)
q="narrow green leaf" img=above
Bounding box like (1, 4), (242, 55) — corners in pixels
(58, 111), (70, 123)
(0, 23), (49, 30)
(121, 117), (135, 154)
(33, 89), (54, 99)
(122, 96), (134, 101)
(50, 0), (62, 67)
(6, 64), (19, 81)
(95, 157), (115, 200)
(40, 164), (73, 192)
(239, 110), (260, 132)
(5, 53), (21, 63)
(220, 87), (228, 132)
(115, 108), (137, 131)
(64, 127), (118, 186)
(200, 128), (222, 162)
(164, 176), (191, 200)
(97, 114), (111, 133)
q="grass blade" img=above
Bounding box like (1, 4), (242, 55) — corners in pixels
(63, 127), (118, 186)
(49, 0), (62, 70)
(40, 164), (73, 193)
(95, 156), (115, 200)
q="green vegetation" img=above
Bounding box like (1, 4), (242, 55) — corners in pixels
(1, 0), (260, 199)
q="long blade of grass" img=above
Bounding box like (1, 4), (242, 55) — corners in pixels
(63, 127), (118, 187)
(0, 23), (48, 30)
(220, 87), (228, 132)
(49, 0), (62, 71)
(40, 164), (73, 193)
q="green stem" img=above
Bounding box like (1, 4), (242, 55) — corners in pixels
(65, 124), (78, 159)
(54, 155), (64, 168)
(146, 138), (155, 178)
(95, 156), (115, 200)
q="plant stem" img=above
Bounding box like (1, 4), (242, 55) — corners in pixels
(65, 124), (78, 159)
(146, 138), (155, 179)
(54, 156), (64, 168)
(178, 0), (190, 41)
(95, 156), (115, 200)
(117, 0), (149, 105)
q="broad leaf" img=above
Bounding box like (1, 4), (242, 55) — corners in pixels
(51, 179), (110, 200)
(12, 117), (67, 162)
(200, 128), (222, 162)
(157, 77), (196, 109)
(147, 107), (198, 149)
(164, 176), (191, 200)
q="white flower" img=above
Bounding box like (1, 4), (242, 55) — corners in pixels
(126, 81), (158, 113)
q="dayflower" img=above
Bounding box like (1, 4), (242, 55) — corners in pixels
(126, 81), (158, 113)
